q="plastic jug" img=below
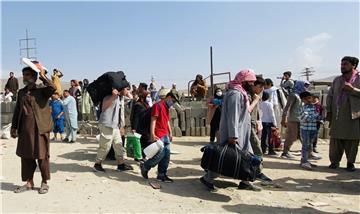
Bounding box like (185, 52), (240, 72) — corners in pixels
(144, 139), (164, 159)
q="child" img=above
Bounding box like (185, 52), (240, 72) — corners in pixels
(312, 95), (324, 153)
(49, 93), (65, 141)
(299, 91), (322, 170)
(260, 91), (277, 155)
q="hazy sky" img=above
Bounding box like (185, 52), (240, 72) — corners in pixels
(1, 1), (359, 89)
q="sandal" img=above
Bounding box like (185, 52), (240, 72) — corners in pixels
(14, 185), (34, 193)
(38, 183), (49, 194)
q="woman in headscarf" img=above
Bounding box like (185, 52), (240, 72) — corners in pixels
(201, 69), (262, 192)
(81, 79), (93, 122)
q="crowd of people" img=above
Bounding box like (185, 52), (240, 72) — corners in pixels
(5, 56), (359, 194)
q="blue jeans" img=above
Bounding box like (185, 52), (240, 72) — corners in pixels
(300, 129), (317, 163)
(144, 135), (171, 176)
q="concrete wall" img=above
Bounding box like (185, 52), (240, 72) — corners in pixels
(1, 97), (331, 139)
(122, 101), (210, 137)
(1, 102), (16, 129)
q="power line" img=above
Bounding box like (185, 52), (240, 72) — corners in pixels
(300, 67), (315, 81)
(19, 29), (37, 63)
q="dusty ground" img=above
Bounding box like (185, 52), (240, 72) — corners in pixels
(1, 135), (359, 213)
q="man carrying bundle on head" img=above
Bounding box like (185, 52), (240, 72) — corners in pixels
(93, 84), (134, 172)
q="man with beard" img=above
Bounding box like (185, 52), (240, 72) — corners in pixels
(200, 69), (262, 191)
(11, 65), (55, 194)
(327, 56), (360, 171)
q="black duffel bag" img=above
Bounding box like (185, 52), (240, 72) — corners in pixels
(201, 143), (261, 182)
(87, 71), (129, 106)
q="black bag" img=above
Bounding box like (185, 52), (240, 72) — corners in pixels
(201, 143), (260, 182)
(87, 71), (129, 106)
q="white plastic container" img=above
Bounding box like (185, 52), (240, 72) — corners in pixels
(144, 139), (164, 159)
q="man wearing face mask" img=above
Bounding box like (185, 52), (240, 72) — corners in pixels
(11, 66), (56, 194)
(140, 91), (180, 182)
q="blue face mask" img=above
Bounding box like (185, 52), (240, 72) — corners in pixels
(166, 100), (174, 108)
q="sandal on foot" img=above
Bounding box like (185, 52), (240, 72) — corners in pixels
(14, 185), (33, 193)
(38, 183), (49, 194)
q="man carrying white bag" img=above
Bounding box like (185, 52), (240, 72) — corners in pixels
(140, 91), (180, 183)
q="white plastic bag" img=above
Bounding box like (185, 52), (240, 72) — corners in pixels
(1, 124), (11, 139)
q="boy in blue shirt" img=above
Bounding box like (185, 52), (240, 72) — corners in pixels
(299, 92), (322, 170)
(49, 93), (65, 141)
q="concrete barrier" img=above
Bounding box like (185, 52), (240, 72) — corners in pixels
(1, 99), (334, 140)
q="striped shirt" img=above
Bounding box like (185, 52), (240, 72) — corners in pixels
(300, 104), (322, 130)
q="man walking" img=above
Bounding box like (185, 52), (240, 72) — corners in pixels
(93, 87), (133, 172)
(200, 69), (261, 191)
(281, 80), (309, 159)
(140, 91), (179, 182)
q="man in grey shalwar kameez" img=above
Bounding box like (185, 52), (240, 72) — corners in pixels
(200, 69), (261, 191)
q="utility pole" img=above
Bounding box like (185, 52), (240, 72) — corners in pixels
(19, 29), (37, 63)
(301, 67), (315, 81)
(210, 46), (214, 96)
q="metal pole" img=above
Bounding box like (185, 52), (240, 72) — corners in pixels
(26, 29), (29, 58)
(210, 46), (214, 96)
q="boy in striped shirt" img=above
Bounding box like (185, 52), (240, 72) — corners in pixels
(299, 92), (323, 170)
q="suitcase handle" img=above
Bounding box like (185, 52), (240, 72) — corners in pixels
(217, 144), (242, 179)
